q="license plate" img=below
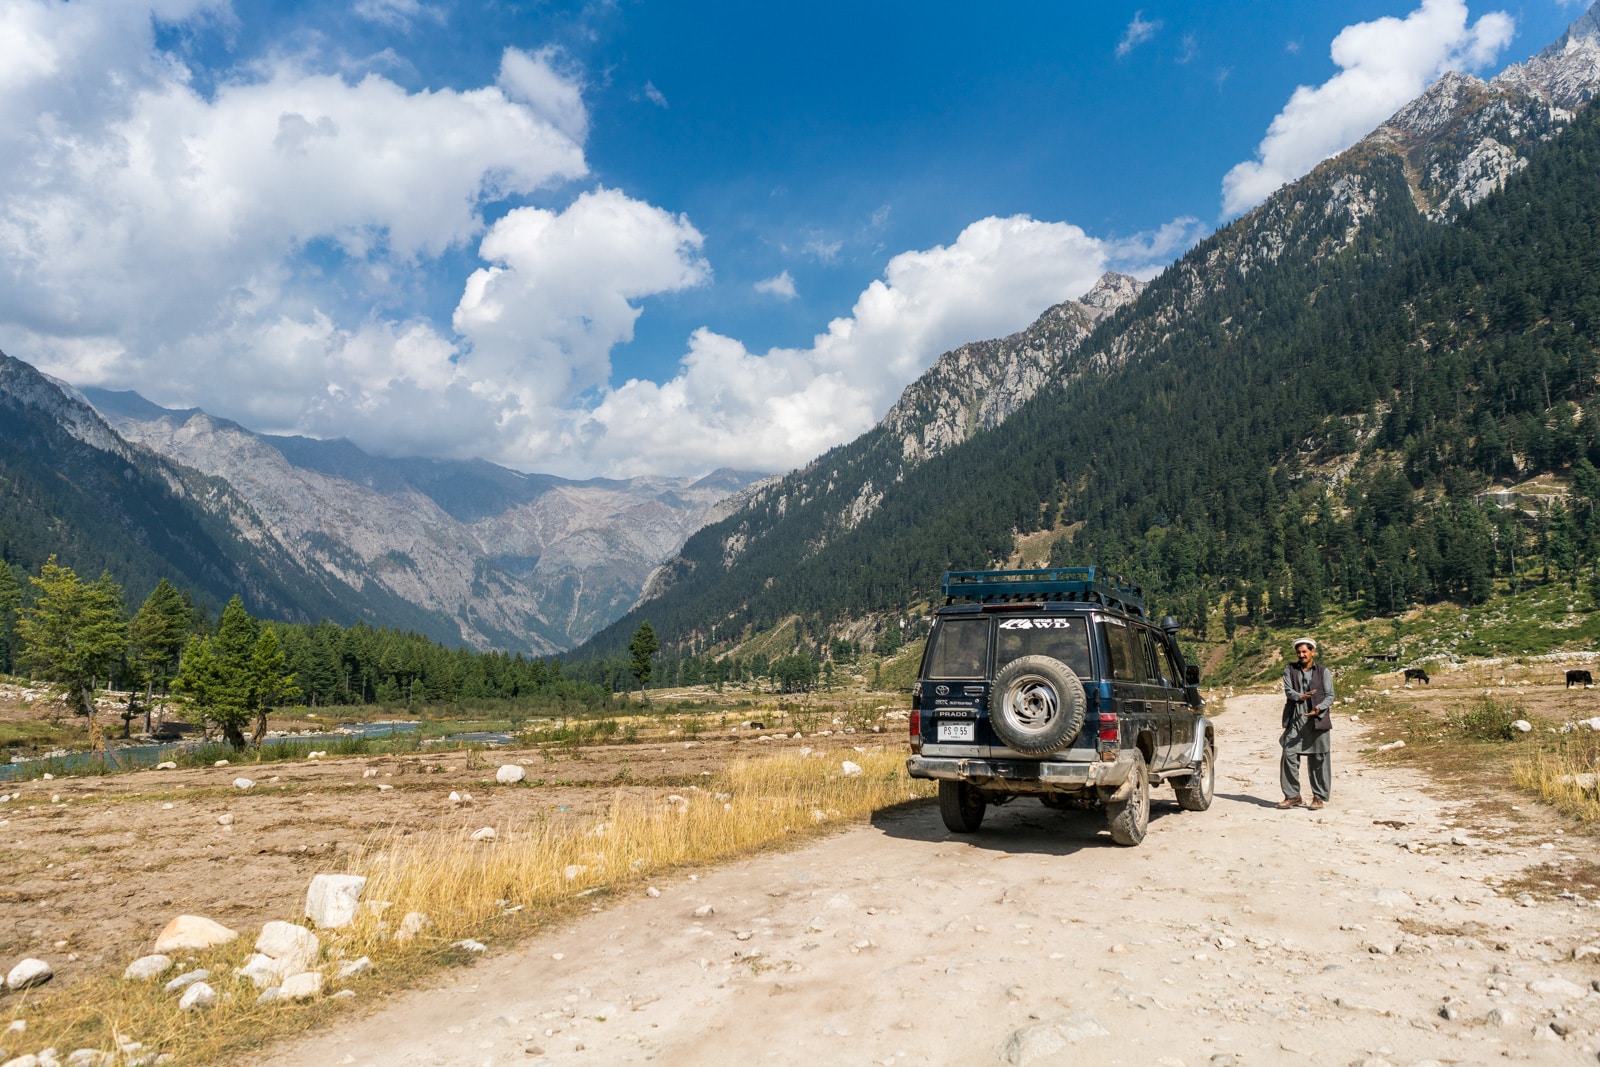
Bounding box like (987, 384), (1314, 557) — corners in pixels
(937, 721), (975, 742)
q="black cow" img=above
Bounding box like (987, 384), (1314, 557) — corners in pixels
(1403, 668), (1430, 685)
(1567, 669), (1593, 689)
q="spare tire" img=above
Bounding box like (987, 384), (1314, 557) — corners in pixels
(988, 655), (1087, 757)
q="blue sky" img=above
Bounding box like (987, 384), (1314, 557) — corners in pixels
(0, 0), (1586, 477)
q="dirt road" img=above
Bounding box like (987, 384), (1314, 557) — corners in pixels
(254, 695), (1600, 1066)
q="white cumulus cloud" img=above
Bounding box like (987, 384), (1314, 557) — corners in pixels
(571, 216), (1119, 476)
(1221, 0), (1514, 217)
(754, 270), (798, 299)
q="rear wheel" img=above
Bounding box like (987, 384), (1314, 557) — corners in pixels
(1173, 743), (1215, 812)
(1106, 752), (1150, 846)
(938, 780), (987, 833)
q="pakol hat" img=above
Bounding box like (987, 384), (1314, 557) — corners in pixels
(1292, 636), (1317, 650)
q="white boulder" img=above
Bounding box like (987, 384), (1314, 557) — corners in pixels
(495, 765), (526, 785)
(305, 874), (367, 930)
(232, 778), (254, 790)
(155, 761), (177, 770)
(153, 915), (237, 954)
(177, 981), (216, 1011)
(122, 954), (172, 981)
(1511, 719), (1533, 733)
(470, 826), (497, 842)
(394, 912), (430, 943)
(255, 921), (319, 974)
(279, 972), (324, 1001)
(335, 957), (372, 980)
(5, 958), (52, 991)
(840, 760), (863, 777)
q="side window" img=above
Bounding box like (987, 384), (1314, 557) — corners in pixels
(1100, 620), (1141, 682)
(925, 618), (989, 679)
(1136, 628), (1166, 686)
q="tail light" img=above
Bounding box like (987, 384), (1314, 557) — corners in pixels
(909, 708), (922, 752)
(1097, 710), (1119, 744)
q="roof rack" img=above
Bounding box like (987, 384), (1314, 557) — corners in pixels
(941, 567), (1145, 616)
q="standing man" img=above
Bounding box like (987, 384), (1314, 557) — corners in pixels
(1278, 637), (1334, 810)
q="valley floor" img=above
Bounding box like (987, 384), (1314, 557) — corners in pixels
(249, 694), (1600, 1066)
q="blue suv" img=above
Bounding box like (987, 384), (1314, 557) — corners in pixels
(906, 568), (1214, 846)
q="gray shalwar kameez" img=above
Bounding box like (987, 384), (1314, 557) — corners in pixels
(1281, 662), (1334, 802)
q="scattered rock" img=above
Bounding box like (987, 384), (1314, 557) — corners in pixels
(216, 813), (233, 826)
(1557, 773), (1599, 792)
(335, 957), (372, 980)
(454, 940), (487, 954)
(469, 826), (496, 842)
(1527, 977), (1587, 1000)
(1002, 1013), (1110, 1065)
(840, 761), (863, 777)
(255, 921), (320, 976)
(279, 972), (324, 1001)
(362, 769), (379, 778)
(5, 958), (52, 991)
(212, 760), (229, 767)
(256, 987), (280, 1005)
(64, 1051), (110, 1067)
(305, 873), (367, 930)
(232, 778), (254, 790)
(1485, 1006), (1517, 1027)
(1376, 740), (1406, 753)
(495, 765), (526, 785)
(153, 915), (237, 954)
(155, 762), (177, 770)
(237, 954), (285, 990)
(163, 969), (211, 994)
(646, 886), (660, 898)
(693, 905), (716, 918)
(1511, 719), (1532, 733)
(563, 865), (585, 882)
(1369, 888), (1412, 908)
(122, 955), (172, 981)
(394, 912), (430, 943)
(177, 982), (216, 1012)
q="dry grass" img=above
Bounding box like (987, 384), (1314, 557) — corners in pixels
(0, 750), (931, 1065)
(1510, 737), (1600, 822)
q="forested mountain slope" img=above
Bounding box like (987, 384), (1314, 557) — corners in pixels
(577, 10), (1600, 661)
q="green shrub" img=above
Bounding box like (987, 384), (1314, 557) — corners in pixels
(1446, 695), (1524, 742)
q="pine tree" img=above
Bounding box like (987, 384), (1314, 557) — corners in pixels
(16, 558), (128, 752)
(0, 563), (21, 675)
(627, 621), (659, 703)
(127, 578), (193, 729)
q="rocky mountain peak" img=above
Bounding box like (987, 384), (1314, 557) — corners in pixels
(1491, 2), (1600, 108)
(1078, 271), (1145, 317)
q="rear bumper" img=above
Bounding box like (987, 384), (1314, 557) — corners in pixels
(906, 753), (1132, 792)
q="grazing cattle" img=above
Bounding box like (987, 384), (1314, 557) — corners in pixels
(1567, 669), (1594, 689)
(1403, 668), (1430, 685)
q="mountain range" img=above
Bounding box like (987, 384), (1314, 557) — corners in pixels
(0, 359), (761, 653)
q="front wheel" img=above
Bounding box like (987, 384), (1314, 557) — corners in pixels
(1173, 743), (1215, 812)
(938, 780), (987, 833)
(1105, 751), (1150, 846)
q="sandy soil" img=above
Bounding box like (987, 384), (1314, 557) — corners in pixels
(0, 730), (874, 983)
(233, 691), (1600, 1067)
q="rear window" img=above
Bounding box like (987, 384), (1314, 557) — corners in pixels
(995, 616), (1092, 678)
(925, 617), (989, 678)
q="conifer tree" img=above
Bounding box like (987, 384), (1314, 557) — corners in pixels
(16, 558), (128, 752)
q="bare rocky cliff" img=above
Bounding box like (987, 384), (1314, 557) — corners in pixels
(90, 400), (760, 653)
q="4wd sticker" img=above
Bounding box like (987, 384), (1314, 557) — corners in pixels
(998, 618), (1079, 629)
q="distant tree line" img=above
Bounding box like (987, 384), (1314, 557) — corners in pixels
(0, 556), (612, 750)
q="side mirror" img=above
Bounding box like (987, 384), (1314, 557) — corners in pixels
(1185, 665), (1201, 686)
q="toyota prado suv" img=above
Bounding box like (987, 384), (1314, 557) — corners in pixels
(906, 568), (1214, 846)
